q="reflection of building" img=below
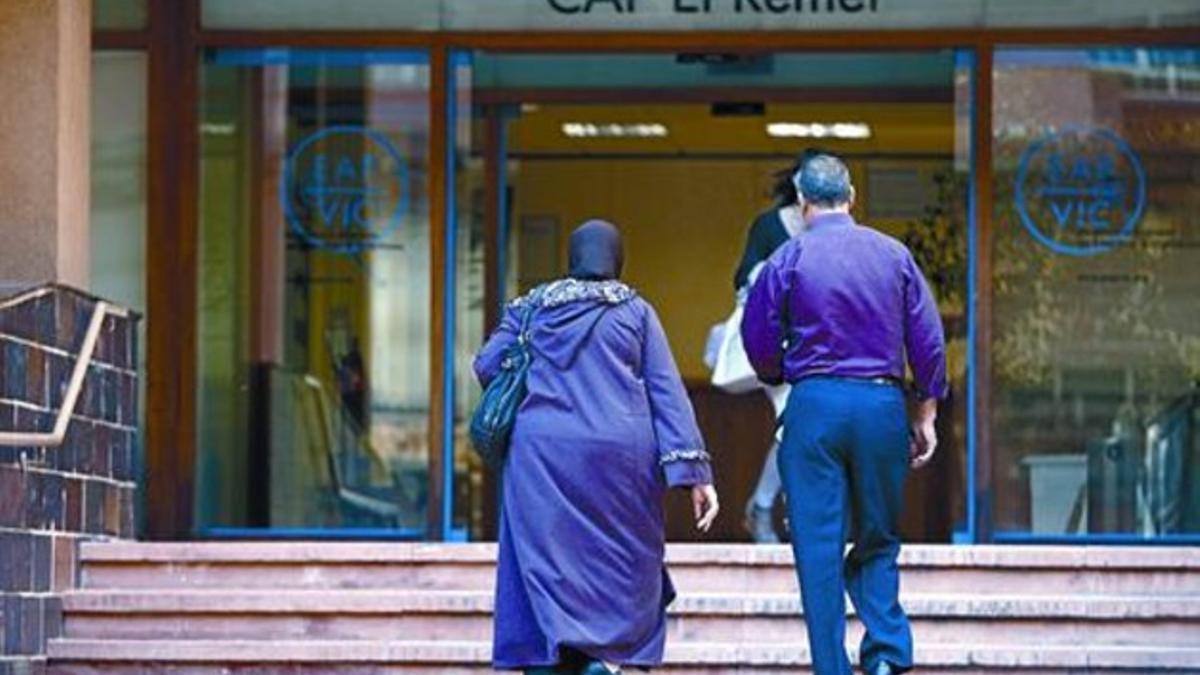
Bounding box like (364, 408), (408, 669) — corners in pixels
(2, 1), (1200, 671)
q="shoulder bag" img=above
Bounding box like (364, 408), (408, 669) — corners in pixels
(469, 288), (543, 469)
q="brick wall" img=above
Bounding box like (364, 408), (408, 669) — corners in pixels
(0, 285), (139, 673)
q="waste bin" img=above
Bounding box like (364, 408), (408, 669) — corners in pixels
(1023, 454), (1088, 534)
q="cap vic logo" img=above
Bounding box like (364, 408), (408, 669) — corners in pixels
(1014, 127), (1146, 257)
(281, 126), (409, 254)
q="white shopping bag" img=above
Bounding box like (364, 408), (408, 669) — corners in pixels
(765, 383), (790, 418)
(703, 322), (725, 371)
(709, 301), (761, 394)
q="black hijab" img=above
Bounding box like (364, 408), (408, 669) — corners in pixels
(568, 219), (624, 281)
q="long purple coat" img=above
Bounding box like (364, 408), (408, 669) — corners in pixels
(474, 278), (713, 670)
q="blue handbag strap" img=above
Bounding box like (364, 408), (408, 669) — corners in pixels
(517, 286), (546, 344)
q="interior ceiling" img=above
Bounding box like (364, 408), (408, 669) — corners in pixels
(473, 51), (957, 90)
(505, 102), (957, 156)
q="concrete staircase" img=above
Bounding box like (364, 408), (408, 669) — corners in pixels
(47, 542), (1200, 673)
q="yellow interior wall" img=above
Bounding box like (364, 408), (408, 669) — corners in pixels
(513, 159), (765, 379)
(508, 102), (957, 379)
(512, 157), (950, 379)
(303, 253), (371, 388)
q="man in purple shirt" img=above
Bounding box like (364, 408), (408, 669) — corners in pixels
(742, 154), (947, 675)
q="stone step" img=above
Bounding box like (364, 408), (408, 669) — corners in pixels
(45, 639), (1200, 673)
(77, 543), (1200, 597)
(52, 543), (1200, 673)
(59, 590), (1200, 647)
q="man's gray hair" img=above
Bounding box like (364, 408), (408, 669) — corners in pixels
(799, 154), (853, 208)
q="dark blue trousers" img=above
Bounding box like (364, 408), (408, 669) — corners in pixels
(777, 377), (914, 675)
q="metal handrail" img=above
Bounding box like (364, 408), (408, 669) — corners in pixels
(0, 298), (131, 447)
(0, 285), (54, 311)
(298, 373), (402, 521)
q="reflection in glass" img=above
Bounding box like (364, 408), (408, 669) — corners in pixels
(992, 48), (1200, 538)
(452, 58), (489, 541)
(91, 51), (147, 319)
(90, 50), (148, 530)
(197, 50), (432, 534)
(93, 0), (147, 30)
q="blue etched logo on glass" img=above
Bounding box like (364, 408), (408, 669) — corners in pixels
(281, 126), (408, 254)
(1014, 127), (1146, 257)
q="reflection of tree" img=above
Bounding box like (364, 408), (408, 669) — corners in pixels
(902, 170), (967, 308)
(992, 163), (1068, 387)
(992, 132), (1200, 390)
(901, 168), (969, 540)
(901, 169), (969, 383)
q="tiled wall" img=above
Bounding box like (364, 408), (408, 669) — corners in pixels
(0, 286), (139, 673)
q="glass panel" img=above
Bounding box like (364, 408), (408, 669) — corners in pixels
(460, 50), (969, 542)
(945, 48), (973, 542)
(451, 56), (488, 541)
(197, 49), (432, 535)
(992, 48), (1200, 539)
(202, 0), (1200, 31)
(91, 51), (147, 321)
(93, 0), (146, 30)
(90, 50), (148, 528)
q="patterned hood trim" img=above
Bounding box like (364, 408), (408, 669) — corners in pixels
(511, 278), (637, 309)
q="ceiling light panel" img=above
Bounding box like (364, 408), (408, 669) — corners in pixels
(562, 122), (670, 138)
(766, 122), (872, 139)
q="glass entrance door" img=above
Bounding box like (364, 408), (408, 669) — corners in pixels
(196, 49), (435, 536)
(451, 50), (975, 542)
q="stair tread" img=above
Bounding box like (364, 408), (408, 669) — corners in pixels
(61, 543), (1200, 671)
(78, 542), (1200, 570)
(46, 638), (1200, 668)
(59, 589), (1200, 618)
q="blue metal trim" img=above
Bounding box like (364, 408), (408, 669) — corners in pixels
(208, 48), (430, 67)
(994, 532), (1200, 546)
(441, 51), (461, 542)
(200, 527), (427, 540)
(961, 47), (980, 546)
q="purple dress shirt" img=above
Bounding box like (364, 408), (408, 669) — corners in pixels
(741, 212), (949, 401)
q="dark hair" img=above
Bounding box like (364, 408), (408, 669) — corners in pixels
(799, 153), (853, 208)
(770, 147), (826, 207)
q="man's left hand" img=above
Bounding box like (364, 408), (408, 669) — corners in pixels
(910, 398), (938, 469)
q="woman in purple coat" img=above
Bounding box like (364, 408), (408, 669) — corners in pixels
(475, 220), (720, 675)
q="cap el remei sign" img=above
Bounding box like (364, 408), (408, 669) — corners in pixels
(207, 0), (1200, 32)
(544, 0), (878, 17)
(440, 0), (1200, 30)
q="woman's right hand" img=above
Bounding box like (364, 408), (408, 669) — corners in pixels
(692, 484), (720, 533)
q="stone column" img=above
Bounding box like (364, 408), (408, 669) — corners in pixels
(0, 0), (92, 292)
